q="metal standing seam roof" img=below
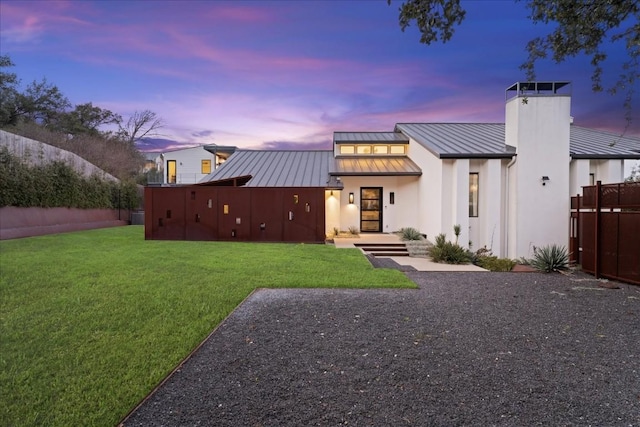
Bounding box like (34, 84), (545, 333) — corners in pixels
(569, 126), (640, 159)
(395, 123), (511, 159)
(333, 132), (410, 144)
(395, 123), (640, 160)
(200, 150), (335, 187)
(331, 157), (422, 176)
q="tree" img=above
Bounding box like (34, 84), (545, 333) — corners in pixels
(54, 102), (121, 137)
(0, 56), (71, 127)
(626, 164), (640, 182)
(117, 110), (163, 144)
(0, 55), (20, 126)
(390, 0), (639, 128)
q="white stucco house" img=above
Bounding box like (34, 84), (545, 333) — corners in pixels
(162, 82), (640, 259)
(160, 145), (236, 184)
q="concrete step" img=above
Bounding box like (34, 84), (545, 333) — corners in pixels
(354, 243), (409, 257)
(354, 243), (407, 248)
(368, 251), (410, 257)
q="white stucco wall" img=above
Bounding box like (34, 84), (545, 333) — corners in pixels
(469, 159), (504, 256)
(337, 175), (419, 233)
(448, 159), (470, 248)
(325, 190), (341, 236)
(505, 94), (571, 258)
(407, 140), (444, 240)
(569, 159), (591, 196)
(590, 159), (624, 184)
(163, 146), (216, 184)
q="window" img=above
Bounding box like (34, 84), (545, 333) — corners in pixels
(390, 145), (406, 154)
(469, 173), (479, 217)
(373, 145), (389, 154)
(340, 145), (355, 154)
(356, 145), (372, 154)
(201, 159), (212, 174)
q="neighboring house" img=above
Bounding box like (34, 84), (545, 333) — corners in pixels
(147, 82), (640, 258)
(143, 152), (163, 173)
(161, 145), (236, 184)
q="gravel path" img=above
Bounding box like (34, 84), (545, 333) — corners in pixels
(121, 271), (640, 426)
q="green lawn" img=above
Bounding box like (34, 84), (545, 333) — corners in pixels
(0, 226), (414, 426)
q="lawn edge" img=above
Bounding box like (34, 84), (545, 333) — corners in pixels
(116, 287), (263, 426)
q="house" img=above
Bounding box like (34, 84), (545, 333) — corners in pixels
(145, 81), (640, 258)
(143, 152), (163, 173)
(160, 144), (236, 184)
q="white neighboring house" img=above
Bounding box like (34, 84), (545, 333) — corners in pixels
(161, 145), (236, 184)
(143, 152), (163, 172)
(182, 81), (640, 259)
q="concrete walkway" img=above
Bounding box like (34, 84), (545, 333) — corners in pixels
(332, 233), (487, 272)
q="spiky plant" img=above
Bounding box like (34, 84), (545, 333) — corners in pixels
(453, 224), (461, 244)
(531, 244), (569, 272)
(399, 227), (423, 241)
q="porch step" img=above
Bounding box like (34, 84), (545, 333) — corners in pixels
(354, 243), (410, 257)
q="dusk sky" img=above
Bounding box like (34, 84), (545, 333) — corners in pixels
(1, 0), (638, 155)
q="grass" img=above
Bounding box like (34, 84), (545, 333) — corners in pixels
(0, 226), (414, 426)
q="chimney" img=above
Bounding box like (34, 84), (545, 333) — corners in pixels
(504, 81), (572, 258)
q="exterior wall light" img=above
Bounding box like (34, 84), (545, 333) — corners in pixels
(349, 192), (354, 204)
(541, 176), (550, 186)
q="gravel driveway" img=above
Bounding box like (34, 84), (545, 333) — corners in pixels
(121, 271), (640, 426)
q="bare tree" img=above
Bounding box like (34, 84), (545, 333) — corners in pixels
(118, 110), (163, 144)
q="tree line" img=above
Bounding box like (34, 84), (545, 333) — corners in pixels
(0, 55), (161, 183)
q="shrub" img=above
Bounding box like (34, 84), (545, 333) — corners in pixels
(434, 233), (447, 247)
(399, 227), (423, 241)
(348, 226), (359, 235)
(429, 232), (471, 264)
(0, 147), (140, 209)
(531, 244), (569, 272)
(430, 241), (471, 264)
(476, 256), (516, 272)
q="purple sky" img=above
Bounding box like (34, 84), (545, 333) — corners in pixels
(1, 0), (638, 154)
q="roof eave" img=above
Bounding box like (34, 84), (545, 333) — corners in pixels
(438, 153), (515, 159)
(571, 154), (640, 160)
(330, 171), (422, 177)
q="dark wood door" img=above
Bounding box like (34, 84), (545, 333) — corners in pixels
(360, 187), (382, 232)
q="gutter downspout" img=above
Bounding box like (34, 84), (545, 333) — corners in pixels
(504, 155), (517, 258)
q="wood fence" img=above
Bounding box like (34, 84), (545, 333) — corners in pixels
(570, 181), (640, 285)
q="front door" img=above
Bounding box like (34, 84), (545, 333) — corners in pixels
(360, 187), (382, 232)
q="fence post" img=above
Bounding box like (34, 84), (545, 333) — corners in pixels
(594, 181), (601, 279)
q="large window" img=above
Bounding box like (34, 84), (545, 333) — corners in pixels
(469, 173), (479, 217)
(201, 159), (212, 174)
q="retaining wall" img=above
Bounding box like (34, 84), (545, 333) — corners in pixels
(0, 130), (118, 181)
(0, 207), (129, 240)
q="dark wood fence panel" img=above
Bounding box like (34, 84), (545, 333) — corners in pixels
(145, 186), (326, 243)
(250, 189), (284, 241)
(571, 181), (640, 285)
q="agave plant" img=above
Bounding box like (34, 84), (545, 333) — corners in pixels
(399, 227), (423, 241)
(531, 244), (569, 272)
